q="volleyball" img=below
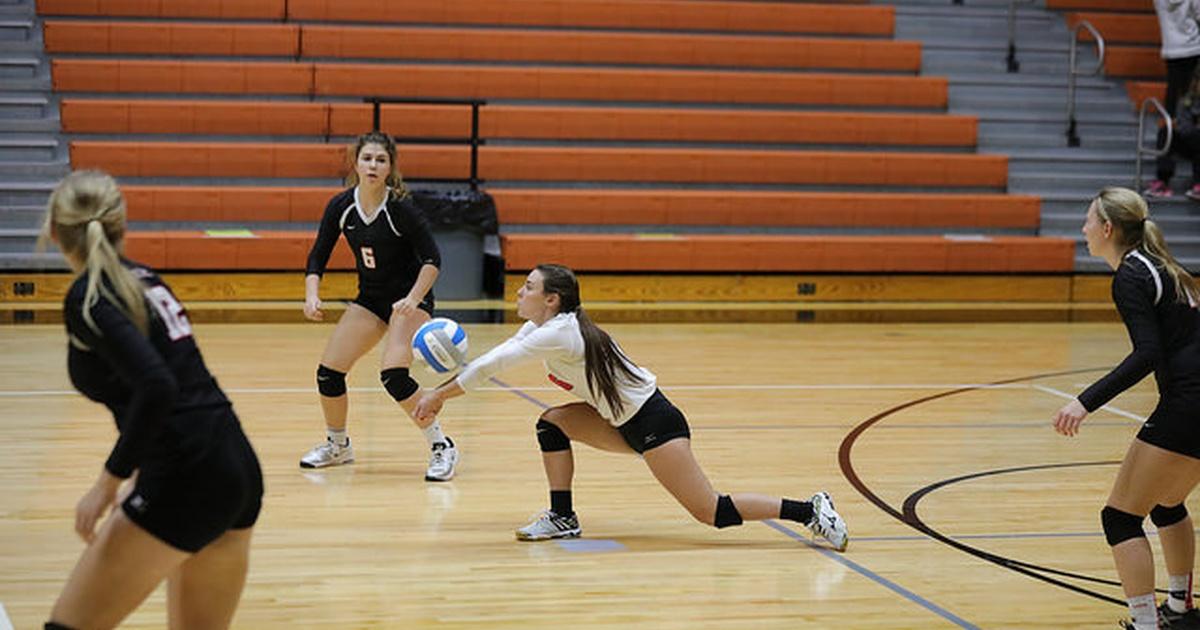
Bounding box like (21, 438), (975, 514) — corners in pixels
(412, 318), (468, 373)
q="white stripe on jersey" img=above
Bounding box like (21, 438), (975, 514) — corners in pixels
(1127, 250), (1163, 305)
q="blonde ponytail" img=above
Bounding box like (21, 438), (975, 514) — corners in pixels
(1142, 218), (1200, 305)
(45, 171), (149, 335)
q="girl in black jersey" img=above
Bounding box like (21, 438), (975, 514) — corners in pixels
(1054, 187), (1200, 630)
(42, 171), (262, 630)
(301, 131), (459, 481)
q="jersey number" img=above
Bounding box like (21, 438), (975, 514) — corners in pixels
(145, 286), (192, 341)
(361, 247), (376, 269)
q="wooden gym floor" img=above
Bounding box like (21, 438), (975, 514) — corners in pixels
(0, 319), (1175, 628)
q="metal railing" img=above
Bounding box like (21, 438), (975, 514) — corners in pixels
(1066, 21), (1105, 147)
(364, 97), (487, 190)
(1135, 97), (1172, 191)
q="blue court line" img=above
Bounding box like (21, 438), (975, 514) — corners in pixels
(488, 377), (550, 409)
(487, 377), (976, 629)
(764, 520), (979, 629)
(555, 539), (627, 553)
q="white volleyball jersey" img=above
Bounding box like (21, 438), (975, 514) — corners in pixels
(456, 312), (657, 425)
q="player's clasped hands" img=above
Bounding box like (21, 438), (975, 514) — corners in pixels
(414, 392), (443, 423)
(1052, 398), (1089, 437)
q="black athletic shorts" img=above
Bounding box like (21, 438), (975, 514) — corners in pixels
(1137, 398), (1200, 459)
(121, 414), (264, 553)
(617, 389), (691, 454)
(353, 287), (435, 324)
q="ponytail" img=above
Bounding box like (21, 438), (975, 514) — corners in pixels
(1143, 219), (1200, 304)
(45, 171), (149, 335)
(81, 220), (149, 335)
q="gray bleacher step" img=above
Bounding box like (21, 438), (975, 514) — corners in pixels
(0, 228), (39, 252)
(950, 82), (1125, 98)
(1036, 194), (1200, 216)
(0, 181), (54, 205)
(966, 108), (1136, 125)
(0, 118), (58, 132)
(1010, 172), (1137, 193)
(951, 93), (1134, 113)
(979, 133), (1137, 150)
(0, 253), (68, 270)
(1, 76), (49, 91)
(1044, 213), (1200, 234)
(1001, 148), (1138, 176)
(978, 119), (1138, 136)
(0, 205), (44, 228)
(0, 55), (39, 78)
(0, 19), (32, 41)
(943, 73), (1119, 90)
(0, 161), (69, 178)
(0, 137), (58, 161)
(499, 224), (1035, 236)
(0, 95), (48, 119)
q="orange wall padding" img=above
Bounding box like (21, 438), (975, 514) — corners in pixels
(500, 234), (1076, 272)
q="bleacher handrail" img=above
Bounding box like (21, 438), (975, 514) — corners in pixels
(1005, 0), (1038, 72)
(364, 96), (487, 191)
(1066, 20), (1105, 147)
(1135, 97), (1172, 191)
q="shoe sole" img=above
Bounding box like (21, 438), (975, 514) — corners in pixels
(515, 529), (582, 541)
(299, 457), (354, 469)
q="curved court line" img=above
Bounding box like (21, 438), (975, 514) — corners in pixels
(838, 366), (1138, 608)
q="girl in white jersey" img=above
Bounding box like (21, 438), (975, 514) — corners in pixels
(415, 264), (848, 549)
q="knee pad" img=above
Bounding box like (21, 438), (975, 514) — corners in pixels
(46, 623), (77, 630)
(714, 494), (744, 529)
(316, 364), (346, 397)
(1101, 506), (1146, 546)
(536, 419), (571, 452)
(381, 367), (419, 402)
(1151, 503), (1189, 528)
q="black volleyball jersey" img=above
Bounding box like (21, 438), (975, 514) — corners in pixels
(64, 261), (232, 479)
(305, 187), (441, 295)
(1079, 249), (1200, 412)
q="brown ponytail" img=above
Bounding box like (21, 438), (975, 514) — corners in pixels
(536, 264), (646, 416)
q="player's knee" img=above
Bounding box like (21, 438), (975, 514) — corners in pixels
(536, 419), (571, 452)
(712, 494), (744, 529)
(1101, 506), (1146, 546)
(381, 367), (419, 402)
(1150, 503), (1189, 528)
(316, 364), (346, 397)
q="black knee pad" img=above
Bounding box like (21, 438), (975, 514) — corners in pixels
(1151, 503), (1189, 528)
(714, 494), (744, 529)
(536, 419), (571, 452)
(1101, 506), (1146, 546)
(46, 623), (77, 630)
(316, 364), (346, 397)
(381, 367), (419, 402)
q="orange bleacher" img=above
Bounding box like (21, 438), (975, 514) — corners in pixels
(39, 0), (887, 33)
(44, 21), (921, 72)
(60, 100), (979, 147)
(37, 0), (1074, 276)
